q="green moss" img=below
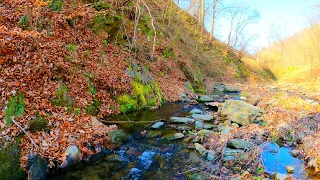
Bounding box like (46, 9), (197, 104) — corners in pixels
(0, 142), (26, 180)
(5, 92), (25, 127)
(93, 1), (112, 11)
(108, 130), (127, 143)
(29, 116), (48, 133)
(117, 95), (138, 113)
(49, 0), (63, 12)
(51, 83), (74, 107)
(116, 80), (163, 114)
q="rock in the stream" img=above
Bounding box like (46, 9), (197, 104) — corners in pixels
(206, 150), (217, 161)
(176, 126), (192, 131)
(220, 126), (231, 136)
(203, 124), (214, 130)
(191, 114), (214, 121)
(30, 154), (48, 180)
(197, 95), (214, 102)
(195, 121), (204, 130)
(290, 149), (300, 157)
(167, 133), (184, 141)
(223, 85), (241, 93)
(286, 166), (294, 174)
(221, 100), (264, 126)
(227, 139), (256, 150)
(151, 122), (164, 129)
(198, 129), (214, 136)
(170, 117), (195, 124)
(180, 93), (191, 102)
(108, 130), (128, 143)
(194, 143), (207, 156)
(59, 145), (81, 168)
(272, 172), (288, 180)
(189, 108), (202, 114)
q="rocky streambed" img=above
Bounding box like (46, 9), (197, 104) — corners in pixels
(46, 84), (309, 180)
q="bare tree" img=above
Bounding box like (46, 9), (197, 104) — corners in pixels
(224, 5), (260, 51)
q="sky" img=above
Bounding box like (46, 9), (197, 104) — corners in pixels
(246, 0), (318, 49)
(175, 0), (319, 52)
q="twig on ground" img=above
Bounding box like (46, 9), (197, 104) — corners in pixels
(11, 117), (40, 150)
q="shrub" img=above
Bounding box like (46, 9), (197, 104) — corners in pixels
(5, 92), (25, 126)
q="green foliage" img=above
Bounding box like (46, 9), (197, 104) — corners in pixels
(162, 48), (174, 58)
(66, 44), (77, 52)
(0, 142), (26, 180)
(29, 116), (48, 133)
(5, 93), (25, 127)
(85, 50), (91, 57)
(90, 13), (120, 33)
(18, 15), (29, 29)
(74, 108), (81, 115)
(88, 81), (97, 95)
(257, 166), (264, 174)
(117, 95), (138, 113)
(102, 40), (108, 47)
(49, 0), (63, 12)
(86, 98), (100, 116)
(241, 91), (249, 97)
(51, 83), (74, 107)
(139, 15), (155, 39)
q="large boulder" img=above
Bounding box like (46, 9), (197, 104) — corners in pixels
(221, 100), (264, 126)
(30, 154), (48, 180)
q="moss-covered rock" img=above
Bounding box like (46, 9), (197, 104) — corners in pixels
(0, 142), (26, 180)
(29, 116), (48, 133)
(108, 130), (127, 144)
(51, 83), (74, 107)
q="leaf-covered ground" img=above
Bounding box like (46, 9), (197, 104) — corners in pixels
(0, 0), (187, 170)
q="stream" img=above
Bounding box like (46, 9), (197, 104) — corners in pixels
(48, 100), (306, 179)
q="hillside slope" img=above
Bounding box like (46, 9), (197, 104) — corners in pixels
(0, 0), (260, 176)
(246, 24), (320, 85)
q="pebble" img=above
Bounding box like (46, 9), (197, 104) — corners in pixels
(290, 149), (300, 157)
(286, 166), (294, 174)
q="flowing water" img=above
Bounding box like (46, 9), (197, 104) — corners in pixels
(48, 102), (306, 180)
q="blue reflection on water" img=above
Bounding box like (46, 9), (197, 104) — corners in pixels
(260, 142), (305, 178)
